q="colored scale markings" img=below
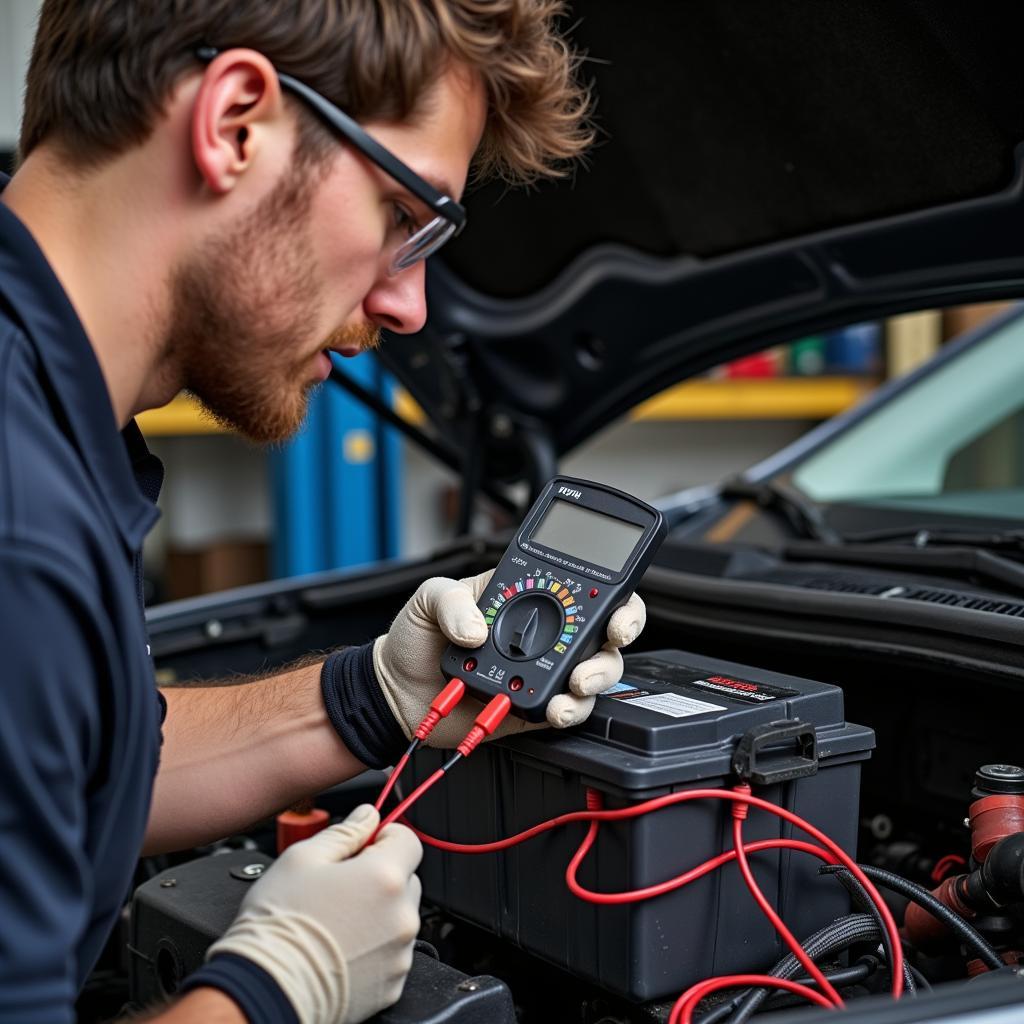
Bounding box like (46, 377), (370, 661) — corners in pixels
(488, 578), (578, 636)
(484, 592), (503, 626)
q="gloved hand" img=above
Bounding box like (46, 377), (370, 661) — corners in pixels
(206, 804), (421, 1024)
(374, 570), (646, 749)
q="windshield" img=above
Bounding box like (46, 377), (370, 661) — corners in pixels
(792, 305), (1024, 521)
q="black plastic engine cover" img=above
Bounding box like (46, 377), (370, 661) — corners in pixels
(129, 849), (515, 1023)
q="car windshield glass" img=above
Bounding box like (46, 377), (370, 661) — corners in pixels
(792, 305), (1024, 521)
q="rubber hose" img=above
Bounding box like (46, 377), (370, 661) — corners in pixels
(826, 864), (1005, 973)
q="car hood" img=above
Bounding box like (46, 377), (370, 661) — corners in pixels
(369, 0), (1024, 489)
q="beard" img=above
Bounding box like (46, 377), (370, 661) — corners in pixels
(166, 176), (380, 445)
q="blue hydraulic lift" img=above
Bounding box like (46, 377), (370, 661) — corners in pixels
(270, 353), (401, 577)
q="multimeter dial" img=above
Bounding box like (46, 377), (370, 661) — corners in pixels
(490, 590), (564, 660)
(484, 573), (585, 659)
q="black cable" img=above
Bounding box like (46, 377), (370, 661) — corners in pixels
(796, 961), (873, 989)
(696, 913), (881, 1024)
(727, 912), (888, 1024)
(758, 962), (874, 1009)
(906, 960), (932, 992)
(823, 864), (1005, 973)
(820, 866), (915, 995)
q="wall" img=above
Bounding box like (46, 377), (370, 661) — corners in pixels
(0, 0), (38, 154)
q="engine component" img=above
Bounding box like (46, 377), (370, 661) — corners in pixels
(406, 648), (874, 1002)
(276, 800), (330, 852)
(969, 764), (1024, 862)
(904, 764), (1024, 959)
(129, 849), (515, 1023)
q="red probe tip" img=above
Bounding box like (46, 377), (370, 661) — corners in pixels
(414, 678), (467, 741)
(432, 677), (466, 715)
(476, 694), (512, 734)
(456, 694), (512, 757)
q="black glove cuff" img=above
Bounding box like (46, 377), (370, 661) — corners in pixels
(321, 641), (408, 769)
(181, 953), (298, 1024)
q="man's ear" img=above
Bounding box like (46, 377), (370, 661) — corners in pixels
(190, 49), (284, 195)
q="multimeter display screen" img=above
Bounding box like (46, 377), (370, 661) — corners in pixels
(530, 500), (645, 571)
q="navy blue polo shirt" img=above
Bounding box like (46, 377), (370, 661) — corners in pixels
(0, 184), (294, 1023)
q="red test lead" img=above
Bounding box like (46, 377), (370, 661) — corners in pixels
(378, 693), (513, 833)
(415, 677), (467, 741)
(399, 784), (904, 1009)
(375, 677), (467, 812)
(457, 694), (511, 757)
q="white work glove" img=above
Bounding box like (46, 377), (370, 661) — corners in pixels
(374, 570), (646, 749)
(207, 804), (421, 1024)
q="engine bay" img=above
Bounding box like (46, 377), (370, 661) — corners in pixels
(106, 561), (1024, 1024)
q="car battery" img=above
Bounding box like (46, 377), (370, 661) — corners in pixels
(406, 649), (875, 1003)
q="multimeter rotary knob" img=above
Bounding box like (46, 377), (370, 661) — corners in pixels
(491, 592), (565, 660)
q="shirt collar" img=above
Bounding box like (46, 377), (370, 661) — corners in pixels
(0, 175), (160, 550)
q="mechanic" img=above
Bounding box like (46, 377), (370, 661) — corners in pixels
(0, 3), (647, 1024)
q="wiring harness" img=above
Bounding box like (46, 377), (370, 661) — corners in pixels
(368, 679), (999, 1021)
(369, 679), (898, 1019)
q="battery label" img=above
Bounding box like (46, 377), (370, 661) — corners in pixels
(621, 656), (797, 705)
(686, 675), (797, 704)
(601, 680), (652, 700)
(617, 692), (727, 718)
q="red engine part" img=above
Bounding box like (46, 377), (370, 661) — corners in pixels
(904, 876), (977, 952)
(967, 950), (1023, 977)
(905, 769), (1024, 955)
(969, 794), (1024, 862)
(276, 807), (330, 852)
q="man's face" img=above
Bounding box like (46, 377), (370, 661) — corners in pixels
(170, 64), (486, 444)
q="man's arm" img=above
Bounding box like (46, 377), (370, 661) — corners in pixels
(146, 654), (367, 855)
(131, 988), (244, 1023)
(147, 573), (646, 855)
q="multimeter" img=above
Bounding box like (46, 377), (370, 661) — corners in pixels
(441, 477), (667, 722)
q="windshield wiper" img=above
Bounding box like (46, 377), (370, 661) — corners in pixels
(842, 524), (1024, 556)
(780, 539), (1024, 596)
(719, 478), (844, 545)
(717, 479), (1024, 593)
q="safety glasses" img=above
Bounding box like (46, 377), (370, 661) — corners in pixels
(196, 47), (467, 274)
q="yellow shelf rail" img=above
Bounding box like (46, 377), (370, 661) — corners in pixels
(137, 376), (876, 437)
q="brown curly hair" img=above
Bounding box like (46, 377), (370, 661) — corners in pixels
(20, 0), (594, 183)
